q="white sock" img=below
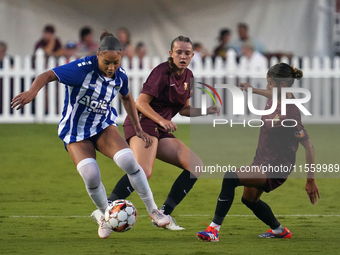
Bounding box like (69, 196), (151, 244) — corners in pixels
(113, 148), (157, 213)
(77, 158), (108, 214)
(272, 225), (284, 234)
(128, 170), (158, 213)
(210, 222), (221, 231)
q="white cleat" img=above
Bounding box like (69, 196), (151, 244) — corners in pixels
(151, 219), (158, 227)
(91, 209), (103, 225)
(149, 209), (170, 228)
(164, 215), (185, 230)
(98, 216), (111, 239)
(152, 215), (185, 230)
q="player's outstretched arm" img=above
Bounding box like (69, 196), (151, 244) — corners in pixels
(239, 83), (272, 98)
(179, 99), (220, 117)
(11, 70), (57, 110)
(300, 139), (320, 205)
(120, 93), (153, 148)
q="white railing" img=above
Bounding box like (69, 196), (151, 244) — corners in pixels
(0, 49), (339, 124)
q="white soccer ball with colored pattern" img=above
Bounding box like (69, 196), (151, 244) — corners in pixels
(104, 199), (137, 232)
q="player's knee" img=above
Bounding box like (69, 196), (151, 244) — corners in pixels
(144, 169), (153, 180)
(113, 148), (141, 175)
(189, 161), (203, 178)
(241, 197), (257, 210)
(77, 158), (101, 189)
(222, 171), (240, 187)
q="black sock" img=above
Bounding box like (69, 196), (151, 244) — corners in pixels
(241, 197), (280, 229)
(107, 174), (134, 202)
(212, 171), (240, 225)
(161, 170), (197, 215)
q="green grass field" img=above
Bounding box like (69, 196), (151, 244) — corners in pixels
(0, 124), (339, 255)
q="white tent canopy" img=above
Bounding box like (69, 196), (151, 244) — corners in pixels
(0, 0), (335, 58)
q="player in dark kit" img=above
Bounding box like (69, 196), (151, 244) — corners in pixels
(91, 35), (220, 230)
(197, 63), (320, 242)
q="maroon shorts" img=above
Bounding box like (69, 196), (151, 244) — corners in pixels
(262, 177), (287, 193)
(250, 161), (292, 193)
(123, 122), (176, 143)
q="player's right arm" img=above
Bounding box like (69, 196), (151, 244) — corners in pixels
(300, 139), (320, 205)
(238, 83), (272, 98)
(136, 93), (177, 132)
(11, 70), (57, 110)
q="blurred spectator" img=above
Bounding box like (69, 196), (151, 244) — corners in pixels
(240, 41), (267, 71)
(117, 27), (135, 60)
(191, 42), (210, 68)
(194, 42), (209, 59)
(34, 24), (63, 57)
(0, 41), (14, 68)
(212, 28), (232, 61)
(0, 41), (15, 114)
(229, 23), (265, 57)
(76, 26), (99, 57)
(135, 41), (147, 68)
(64, 40), (78, 63)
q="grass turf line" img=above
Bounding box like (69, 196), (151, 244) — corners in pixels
(0, 124), (339, 255)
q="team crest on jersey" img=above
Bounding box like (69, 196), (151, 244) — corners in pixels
(184, 82), (188, 90)
(78, 95), (108, 114)
(273, 114), (280, 124)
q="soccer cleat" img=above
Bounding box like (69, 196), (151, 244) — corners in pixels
(98, 216), (112, 239)
(196, 223), (219, 242)
(151, 219), (158, 227)
(149, 209), (170, 228)
(164, 215), (185, 230)
(258, 227), (292, 238)
(152, 215), (185, 230)
(91, 209), (103, 225)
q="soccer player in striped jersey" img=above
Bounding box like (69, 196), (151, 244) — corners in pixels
(11, 30), (170, 239)
(91, 36), (220, 230)
(197, 63), (320, 242)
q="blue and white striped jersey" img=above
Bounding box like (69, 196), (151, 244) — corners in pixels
(52, 55), (129, 144)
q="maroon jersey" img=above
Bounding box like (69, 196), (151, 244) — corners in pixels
(124, 62), (193, 129)
(34, 38), (62, 54)
(252, 96), (309, 170)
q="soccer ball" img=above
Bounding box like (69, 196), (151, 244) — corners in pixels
(104, 199), (137, 232)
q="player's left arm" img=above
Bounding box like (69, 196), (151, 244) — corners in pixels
(300, 139), (320, 205)
(120, 92), (152, 148)
(179, 99), (220, 117)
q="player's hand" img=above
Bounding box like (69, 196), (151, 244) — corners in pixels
(238, 83), (252, 92)
(136, 130), (153, 148)
(305, 179), (320, 205)
(159, 119), (177, 132)
(207, 105), (220, 116)
(11, 91), (36, 110)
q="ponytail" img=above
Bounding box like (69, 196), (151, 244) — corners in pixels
(267, 63), (303, 87)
